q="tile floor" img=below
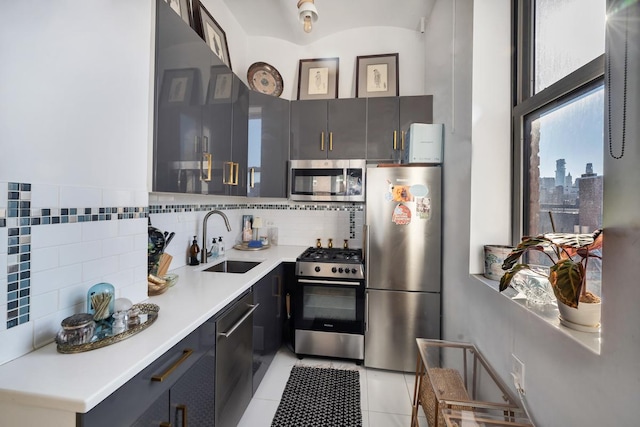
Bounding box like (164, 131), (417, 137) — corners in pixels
(238, 346), (429, 427)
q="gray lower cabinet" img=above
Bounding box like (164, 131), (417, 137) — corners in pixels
(252, 264), (285, 393)
(76, 317), (216, 426)
(366, 95), (434, 161)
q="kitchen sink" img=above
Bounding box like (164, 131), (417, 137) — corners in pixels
(202, 260), (262, 274)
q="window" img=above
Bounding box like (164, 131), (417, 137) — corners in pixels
(513, 0), (606, 297)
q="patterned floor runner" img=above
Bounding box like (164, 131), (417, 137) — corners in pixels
(271, 366), (362, 427)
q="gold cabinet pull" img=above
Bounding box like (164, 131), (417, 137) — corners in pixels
(151, 349), (193, 382)
(393, 130), (398, 150)
(160, 423), (172, 427)
(233, 162), (239, 186)
(401, 131), (406, 150)
(177, 404), (187, 426)
(223, 161), (233, 184)
(321, 131), (325, 151)
(201, 153), (212, 182)
(329, 132), (333, 151)
(250, 168), (255, 188)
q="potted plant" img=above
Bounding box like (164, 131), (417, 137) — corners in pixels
(499, 229), (603, 331)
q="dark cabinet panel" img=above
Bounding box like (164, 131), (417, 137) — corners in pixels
(248, 92), (289, 198)
(290, 100), (329, 160)
(253, 264), (284, 393)
(170, 352), (216, 426)
(230, 75), (249, 196)
(77, 313), (216, 427)
(327, 98), (367, 159)
(365, 95), (434, 161)
(366, 97), (400, 160)
(154, 0), (215, 194)
(290, 98), (367, 160)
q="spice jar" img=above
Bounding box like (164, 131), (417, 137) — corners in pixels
(56, 313), (96, 345)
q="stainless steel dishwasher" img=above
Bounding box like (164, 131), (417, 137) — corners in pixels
(215, 291), (258, 427)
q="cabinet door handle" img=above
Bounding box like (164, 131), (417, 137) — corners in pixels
(329, 132), (333, 151)
(218, 304), (259, 338)
(271, 274), (282, 318)
(393, 130), (398, 150)
(250, 168), (255, 188)
(201, 153), (212, 182)
(202, 135), (209, 153)
(177, 404), (187, 426)
(401, 131), (406, 150)
(233, 162), (239, 186)
(151, 349), (194, 382)
(223, 161), (233, 184)
(160, 423), (172, 427)
(320, 131), (325, 151)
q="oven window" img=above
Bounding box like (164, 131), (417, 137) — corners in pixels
(302, 286), (356, 321)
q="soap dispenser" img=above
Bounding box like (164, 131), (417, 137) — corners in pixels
(188, 236), (200, 266)
(209, 237), (219, 259)
(218, 237), (225, 256)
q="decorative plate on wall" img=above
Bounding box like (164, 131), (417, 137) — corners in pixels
(247, 62), (284, 97)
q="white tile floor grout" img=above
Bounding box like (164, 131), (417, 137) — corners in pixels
(238, 346), (429, 427)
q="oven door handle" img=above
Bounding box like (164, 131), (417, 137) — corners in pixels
(298, 278), (361, 286)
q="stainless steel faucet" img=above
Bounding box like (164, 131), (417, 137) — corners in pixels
(202, 210), (232, 264)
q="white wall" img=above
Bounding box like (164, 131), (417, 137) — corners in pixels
(0, 1), (152, 364)
(442, 1), (640, 426)
(244, 28), (427, 100)
(468, 0), (512, 272)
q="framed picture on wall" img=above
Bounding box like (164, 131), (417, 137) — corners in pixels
(159, 68), (196, 106)
(297, 57), (339, 100)
(163, 0), (192, 25)
(356, 53), (399, 98)
(193, 0), (232, 70)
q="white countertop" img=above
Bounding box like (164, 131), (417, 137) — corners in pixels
(0, 245), (306, 416)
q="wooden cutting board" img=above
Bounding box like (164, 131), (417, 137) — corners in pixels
(156, 253), (173, 277)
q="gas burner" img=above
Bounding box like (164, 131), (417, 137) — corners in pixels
(296, 247), (365, 280)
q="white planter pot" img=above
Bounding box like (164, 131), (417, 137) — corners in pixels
(557, 300), (601, 332)
(483, 245), (514, 281)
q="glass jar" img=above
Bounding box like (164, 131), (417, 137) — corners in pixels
(56, 313), (96, 345)
(87, 282), (115, 321)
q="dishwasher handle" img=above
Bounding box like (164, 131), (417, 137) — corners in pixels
(218, 303), (259, 338)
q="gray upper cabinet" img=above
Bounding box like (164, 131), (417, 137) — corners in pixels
(154, 0), (217, 194)
(290, 98), (367, 160)
(366, 95), (434, 161)
(154, 0), (246, 196)
(248, 91), (290, 198)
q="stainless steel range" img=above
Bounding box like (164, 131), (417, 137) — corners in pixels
(293, 247), (365, 362)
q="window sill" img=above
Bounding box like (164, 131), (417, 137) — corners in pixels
(471, 274), (601, 354)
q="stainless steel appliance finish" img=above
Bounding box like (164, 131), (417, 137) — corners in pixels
(364, 165), (442, 372)
(294, 247), (365, 361)
(215, 291), (258, 427)
(288, 159), (365, 202)
(295, 329), (364, 360)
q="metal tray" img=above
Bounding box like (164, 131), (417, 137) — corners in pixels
(56, 303), (160, 354)
(233, 242), (271, 251)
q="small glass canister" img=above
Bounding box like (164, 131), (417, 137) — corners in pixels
(56, 313), (96, 345)
(87, 282), (115, 321)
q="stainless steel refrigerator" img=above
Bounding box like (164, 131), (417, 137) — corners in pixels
(364, 165), (441, 372)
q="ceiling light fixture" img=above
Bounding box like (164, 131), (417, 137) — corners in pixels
(297, 0), (318, 33)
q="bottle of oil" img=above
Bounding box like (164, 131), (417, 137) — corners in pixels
(188, 236), (200, 265)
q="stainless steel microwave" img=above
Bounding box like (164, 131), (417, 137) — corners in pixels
(288, 159), (366, 202)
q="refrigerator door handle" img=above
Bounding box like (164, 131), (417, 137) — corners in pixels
(365, 291), (369, 333)
(363, 224), (369, 281)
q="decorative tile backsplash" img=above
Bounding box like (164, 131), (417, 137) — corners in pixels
(3, 182), (147, 330)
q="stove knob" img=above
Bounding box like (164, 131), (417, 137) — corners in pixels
(331, 267), (337, 273)
(351, 268), (357, 274)
(315, 266), (321, 273)
(338, 267), (344, 273)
